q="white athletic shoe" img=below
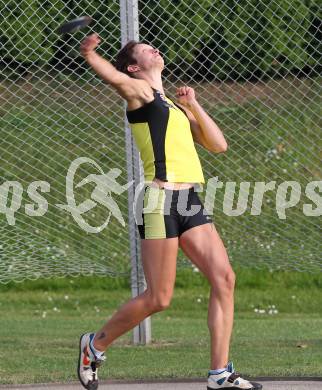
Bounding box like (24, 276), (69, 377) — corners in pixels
(77, 332), (106, 390)
(207, 362), (263, 389)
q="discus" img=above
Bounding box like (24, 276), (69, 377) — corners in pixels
(57, 16), (92, 35)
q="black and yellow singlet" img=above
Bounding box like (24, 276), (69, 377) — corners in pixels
(126, 88), (205, 184)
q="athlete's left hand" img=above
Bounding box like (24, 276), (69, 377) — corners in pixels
(176, 86), (197, 108)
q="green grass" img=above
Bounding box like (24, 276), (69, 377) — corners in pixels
(0, 268), (322, 384)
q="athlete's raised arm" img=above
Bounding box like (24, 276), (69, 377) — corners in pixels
(80, 34), (153, 105)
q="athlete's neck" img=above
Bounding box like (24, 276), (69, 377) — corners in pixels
(137, 70), (164, 95)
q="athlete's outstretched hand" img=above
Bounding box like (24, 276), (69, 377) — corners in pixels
(80, 33), (101, 57)
(176, 86), (197, 108)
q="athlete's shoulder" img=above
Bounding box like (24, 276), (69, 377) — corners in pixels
(126, 80), (155, 111)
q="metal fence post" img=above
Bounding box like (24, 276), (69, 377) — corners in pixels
(120, 0), (152, 345)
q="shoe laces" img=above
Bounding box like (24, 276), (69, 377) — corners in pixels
(93, 354), (106, 367)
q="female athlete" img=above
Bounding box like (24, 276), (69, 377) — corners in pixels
(77, 33), (262, 390)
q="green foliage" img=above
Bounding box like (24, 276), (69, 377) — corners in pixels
(140, 0), (320, 80)
(0, 0), (121, 79)
(0, 0), (319, 80)
(55, 1), (121, 60)
(0, 0), (66, 66)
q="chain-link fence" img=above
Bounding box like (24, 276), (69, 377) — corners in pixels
(0, 0), (321, 283)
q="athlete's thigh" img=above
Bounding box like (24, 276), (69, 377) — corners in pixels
(178, 223), (232, 284)
(140, 237), (178, 294)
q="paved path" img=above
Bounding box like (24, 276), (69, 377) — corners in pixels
(1, 381), (321, 390)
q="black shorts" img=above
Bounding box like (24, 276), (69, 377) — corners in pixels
(135, 185), (212, 239)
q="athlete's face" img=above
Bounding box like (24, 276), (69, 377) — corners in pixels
(129, 43), (164, 75)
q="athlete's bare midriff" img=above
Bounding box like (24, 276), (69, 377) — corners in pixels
(151, 177), (194, 190)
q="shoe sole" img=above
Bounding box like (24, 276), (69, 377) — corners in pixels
(77, 333), (98, 390)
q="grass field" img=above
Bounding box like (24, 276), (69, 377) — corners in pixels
(1, 268), (322, 385)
